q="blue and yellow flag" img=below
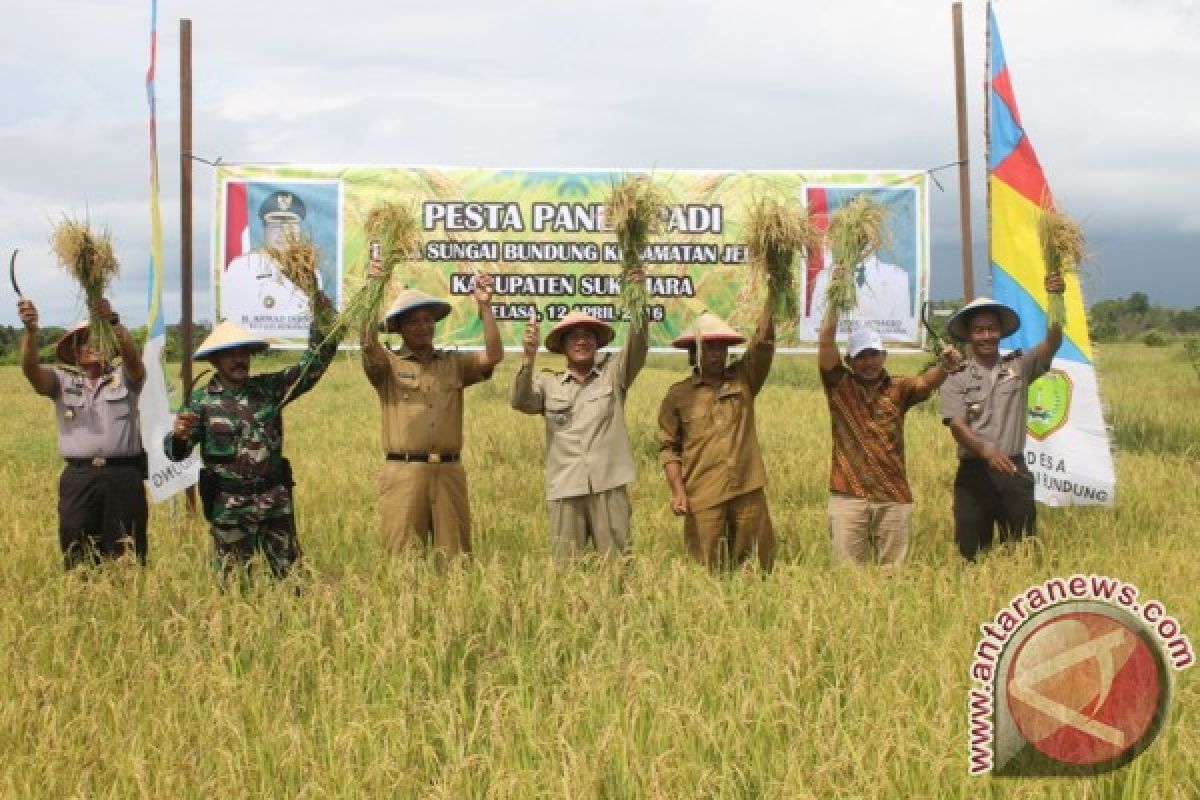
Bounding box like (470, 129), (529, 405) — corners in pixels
(988, 6), (1114, 506)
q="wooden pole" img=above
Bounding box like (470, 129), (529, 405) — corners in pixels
(180, 18), (197, 514)
(952, 2), (975, 302)
(180, 18), (193, 389)
(984, 2), (993, 297)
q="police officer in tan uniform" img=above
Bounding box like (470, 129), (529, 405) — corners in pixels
(17, 296), (148, 568)
(940, 272), (1065, 560)
(657, 295), (776, 571)
(361, 264), (503, 558)
(510, 273), (648, 562)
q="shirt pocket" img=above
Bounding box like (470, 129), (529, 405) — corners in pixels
(713, 385), (747, 427)
(204, 415), (240, 462)
(545, 393), (573, 431)
(61, 391), (86, 427)
(102, 383), (132, 419)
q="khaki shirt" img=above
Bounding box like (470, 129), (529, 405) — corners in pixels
(657, 328), (774, 511)
(363, 342), (492, 455)
(51, 366), (144, 459)
(941, 349), (1046, 458)
(510, 326), (648, 500)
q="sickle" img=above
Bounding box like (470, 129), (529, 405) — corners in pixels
(920, 301), (941, 350)
(181, 368), (212, 411)
(9, 249), (22, 296)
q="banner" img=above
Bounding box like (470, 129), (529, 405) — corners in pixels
(211, 167), (930, 351)
(140, 0), (200, 502)
(988, 7), (1115, 506)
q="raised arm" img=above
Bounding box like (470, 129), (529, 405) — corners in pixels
(742, 294), (776, 395)
(817, 300), (840, 372)
(473, 273), (503, 371)
(17, 299), (57, 397)
(1033, 271), (1066, 371)
(510, 315), (545, 414)
(93, 298), (145, 389)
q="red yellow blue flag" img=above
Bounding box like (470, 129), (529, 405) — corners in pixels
(988, 5), (1114, 506)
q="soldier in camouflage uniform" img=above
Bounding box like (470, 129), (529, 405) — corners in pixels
(166, 295), (340, 577)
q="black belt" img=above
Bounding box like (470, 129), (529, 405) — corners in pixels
(65, 455), (142, 468)
(387, 452), (460, 464)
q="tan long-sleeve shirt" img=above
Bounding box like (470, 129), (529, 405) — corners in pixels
(657, 329), (774, 511)
(510, 325), (648, 500)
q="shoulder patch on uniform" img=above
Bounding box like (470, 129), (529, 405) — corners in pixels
(1001, 349), (1024, 363)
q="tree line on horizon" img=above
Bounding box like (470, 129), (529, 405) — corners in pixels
(1, 292), (1198, 365)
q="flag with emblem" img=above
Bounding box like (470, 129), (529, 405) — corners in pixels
(987, 5), (1115, 506)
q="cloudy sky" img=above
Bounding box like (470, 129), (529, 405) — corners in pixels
(2, 0), (1197, 328)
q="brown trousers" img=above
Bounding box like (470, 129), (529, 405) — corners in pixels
(378, 461), (471, 557)
(683, 488), (775, 572)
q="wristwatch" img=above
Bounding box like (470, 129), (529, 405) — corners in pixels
(109, 312), (120, 326)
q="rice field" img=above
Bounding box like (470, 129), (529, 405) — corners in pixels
(0, 343), (1196, 798)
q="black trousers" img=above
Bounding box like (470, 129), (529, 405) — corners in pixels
(953, 457), (1035, 561)
(58, 464), (149, 569)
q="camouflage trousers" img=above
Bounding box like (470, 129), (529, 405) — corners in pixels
(211, 516), (301, 580)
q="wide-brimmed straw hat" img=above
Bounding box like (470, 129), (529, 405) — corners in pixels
(194, 320), (270, 359)
(55, 320), (91, 365)
(544, 311), (615, 354)
(946, 297), (1020, 341)
(671, 312), (747, 349)
(381, 288), (452, 332)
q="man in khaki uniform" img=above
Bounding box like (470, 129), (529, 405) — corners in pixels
(361, 270), (503, 557)
(510, 281), (648, 562)
(18, 296), (148, 569)
(657, 296), (776, 571)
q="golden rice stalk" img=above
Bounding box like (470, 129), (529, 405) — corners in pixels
(605, 175), (668, 332)
(745, 196), (823, 322)
(1038, 207), (1084, 327)
(342, 202), (422, 335)
(50, 217), (120, 361)
(825, 195), (888, 318)
(267, 230), (333, 328)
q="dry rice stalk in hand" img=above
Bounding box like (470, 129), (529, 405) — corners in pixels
(50, 216), (121, 361)
(825, 194), (888, 318)
(267, 230), (333, 326)
(1038, 207), (1084, 327)
(342, 201), (422, 335)
(745, 196), (823, 322)
(605, 175), (668, 332)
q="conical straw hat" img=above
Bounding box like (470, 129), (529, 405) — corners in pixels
(55, 320), (91, 365)
(946, 297), (1020, 341)
(544, 311), (615, 354)
(671, 311), (746, 349)
(381, 288), (452, 332)
(194, 320), (270, 359)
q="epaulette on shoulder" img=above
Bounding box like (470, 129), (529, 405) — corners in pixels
(1000, 349), (1024, 363)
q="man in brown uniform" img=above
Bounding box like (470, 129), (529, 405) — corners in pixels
(657, 297), (776, 571)
(17, 296), (148, 569)
(510, 285), (648, 562)
(818, 316), (961, 565)
(361, 271), (503, 557)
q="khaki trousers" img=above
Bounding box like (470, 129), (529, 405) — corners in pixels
(546, 485), (631, 563)
(827, 493), (912, 565)
(379, 461), (471, 557)
(684, 488), (775, 572)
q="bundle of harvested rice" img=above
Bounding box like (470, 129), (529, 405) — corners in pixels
(50, 217), (120, 360)
(605, 175), (668, 331)
(745, 196), (823, 322)
(824, 194), (888, 318)
(1038, 207), (1084, 327)
(342, 201), (422, 334)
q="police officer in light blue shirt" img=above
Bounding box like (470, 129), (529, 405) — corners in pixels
(18, 296), (149, 569)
